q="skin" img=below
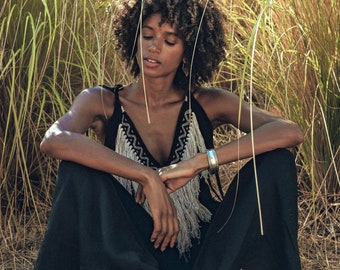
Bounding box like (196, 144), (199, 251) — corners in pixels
(40, 13), (304, 253)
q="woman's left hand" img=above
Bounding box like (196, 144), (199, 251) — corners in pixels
(157, 160), (196, 193)
(135, 162), (193, 204)
(134, 162), (192, 204)
(135, 154), (207, 202)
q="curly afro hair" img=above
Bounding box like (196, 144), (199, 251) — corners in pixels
(113, 0), (227, 89)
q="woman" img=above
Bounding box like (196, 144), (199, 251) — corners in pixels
(35, 1), (303, 269)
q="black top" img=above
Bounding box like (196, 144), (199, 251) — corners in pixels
(102, 84), (222, 209)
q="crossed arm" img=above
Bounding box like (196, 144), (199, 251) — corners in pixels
(160, 88), (303, 193)
(40, 86), (303, 252)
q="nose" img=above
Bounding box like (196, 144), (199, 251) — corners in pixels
(148, 39), (161, 53)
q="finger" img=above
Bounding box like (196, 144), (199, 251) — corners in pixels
(160, 202), (178, 251)
(165, 182), (176, 193)
(151, 212), (166, 249)
(150, 208), (162, 243)
(158, 164), (179, 180)
(158, 164), (177, 175)
(170, 203), (179, 248)
(160, 211), (173, 251)
(135, 184), (143, 203)
(155, 214), (168, 250)
(140, 191), (146, 204)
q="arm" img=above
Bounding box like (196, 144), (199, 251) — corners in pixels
(197, 88), (304, 166)
(41, 87), (141, 177)
(41, 87), (178, 251)
(160, 88), (304, 191)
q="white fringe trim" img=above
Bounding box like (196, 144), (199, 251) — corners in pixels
(113, 112), (211, 256)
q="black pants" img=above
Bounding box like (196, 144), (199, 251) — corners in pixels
(34, 149), (301, 270)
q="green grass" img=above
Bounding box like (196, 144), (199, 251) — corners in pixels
(0, 0), (339, 268)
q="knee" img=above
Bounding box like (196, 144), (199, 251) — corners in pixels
(57, 161), (113, 188)
(258, 148), (295, 171)
(58, 161), (109, 178)
(59, 161), (95, 174)
(256, 148), (298, 187)
(239, 149), (296, 182)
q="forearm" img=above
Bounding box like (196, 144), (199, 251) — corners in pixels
(194, 119), (303, 173)
(41, 129), (179, 251)
(40, 131), (151, 185)
(220, 122), (300, 161)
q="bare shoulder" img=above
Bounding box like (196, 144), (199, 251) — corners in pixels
(194, 86), (238, 103)
(52, 86), (116, 137)
(193, 86), (240, 126)
(73, 86), (116, 120)
(194, 86), (287, 132)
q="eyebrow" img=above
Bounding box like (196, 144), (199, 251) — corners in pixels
(142, 25), (179, 36)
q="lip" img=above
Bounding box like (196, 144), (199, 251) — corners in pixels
(143, 57), (161, 68)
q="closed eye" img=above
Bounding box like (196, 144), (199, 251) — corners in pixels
(165, 40), (175, 46)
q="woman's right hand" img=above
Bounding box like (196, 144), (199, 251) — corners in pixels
(140, 170), (179, 252)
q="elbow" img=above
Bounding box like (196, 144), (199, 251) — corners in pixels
(40, 131), (66, 158)
(40, 136), (56, 157)
(288, 121), (304, 146)
(40, 137), (50, 154)
(296, 127), (304, 145)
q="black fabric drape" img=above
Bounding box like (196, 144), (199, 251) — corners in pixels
(194, 148), (301, 270)
(35, 149), (301, 270)
(34, 161), (159, 270)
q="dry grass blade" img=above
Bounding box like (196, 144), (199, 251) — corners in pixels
(0, 0), (338, 269)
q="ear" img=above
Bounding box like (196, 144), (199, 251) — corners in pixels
(181, 59), (189, 77)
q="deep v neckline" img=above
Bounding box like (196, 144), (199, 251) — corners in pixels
(120, 98), (190, 168)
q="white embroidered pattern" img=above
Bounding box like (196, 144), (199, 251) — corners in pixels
(113, 107), (211, 255)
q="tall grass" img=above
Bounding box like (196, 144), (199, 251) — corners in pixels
(217, 0), (339, 268)
(0, 0), (339, 269)
(220, 0), (339, 191)
(0, 0), (129, 267)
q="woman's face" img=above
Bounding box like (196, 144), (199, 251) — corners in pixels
(136, 13), (185, 80)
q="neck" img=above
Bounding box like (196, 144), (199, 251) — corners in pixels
(135, 77), (183, 106)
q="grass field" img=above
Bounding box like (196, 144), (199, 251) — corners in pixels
(0, 0), (339, 269)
